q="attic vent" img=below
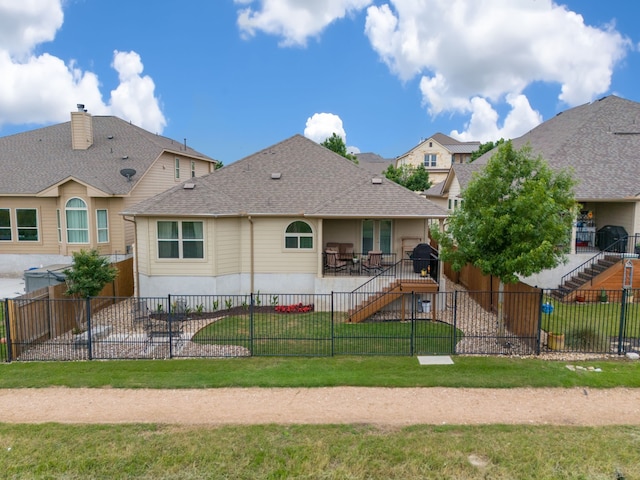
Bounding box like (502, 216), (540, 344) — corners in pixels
(271, 172), (281, 180)
(183, 183), (195, 190)
(371, 177), (383, 184)
(121, 155), (129, 160)
(107, 135), (114, 139)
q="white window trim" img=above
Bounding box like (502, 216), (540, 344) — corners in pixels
(175, 158), (180, 179)
(16, 208), (39, 242)
(65, 197), (89, 244)
(157, 220), (205, 260)
(96, 209), (109, 243)
(0, 208), (11, 242)
(191, 160), (196, 178)
(284, 221), (314, 250)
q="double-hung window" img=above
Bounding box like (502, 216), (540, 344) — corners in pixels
(0, 208), (11, 241)
(17, 208), (39, 241)
(96, 209), (109, 243)
(423, 154), (437, 167)
(66, 198), (89, 243)
(157, 221), (204, 258)
(284, 221), (313, 249)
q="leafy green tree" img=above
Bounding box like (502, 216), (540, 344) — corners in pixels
(321, 133), (358, 164)
(64, 249), (118, 330)
(431, 141), (577, 334)
(384, 164), (431, 192)
(470, 138), (506, 162)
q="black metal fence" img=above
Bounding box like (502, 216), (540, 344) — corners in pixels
(2, 288), (639, 362)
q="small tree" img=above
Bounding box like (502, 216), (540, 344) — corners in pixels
(64, 249), (118, 331)
(470, 138), (506, 162)
(432, 141), (577, 336)
(321, 133), (358, 164)
(384, 164), (431, 192)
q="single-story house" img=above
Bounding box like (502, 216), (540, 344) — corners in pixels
(123, 134), (449, 297)
(0, 105), (218, 275)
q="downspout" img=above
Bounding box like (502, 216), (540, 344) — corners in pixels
(123, 216), (139, 297)
(248, 215), (254, 293)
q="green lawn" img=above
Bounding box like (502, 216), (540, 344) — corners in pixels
(1, 356), (639, 478)
(1, 423), (638, 479)
(191, 312), (462, 356)
(1, 356), (639, 389)
(541, 297), (640, 350)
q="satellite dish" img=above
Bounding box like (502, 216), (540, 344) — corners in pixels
(120, 168), (137, 181)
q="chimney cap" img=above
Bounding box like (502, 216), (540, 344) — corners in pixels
(76, 104), (86, 112)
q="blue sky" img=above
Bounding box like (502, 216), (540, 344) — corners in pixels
(0, 1), (638, 165)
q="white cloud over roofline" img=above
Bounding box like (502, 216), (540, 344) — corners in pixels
(0, 0), (166, 134)
(237, 0), (631, 142)
(304, 112), (347, 144)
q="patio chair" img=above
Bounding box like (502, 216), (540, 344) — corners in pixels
(325, 250), (347, 273)
(361, 251), (383, 273)
(339, 243), (354, 261)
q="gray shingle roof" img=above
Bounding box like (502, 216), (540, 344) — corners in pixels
(471, 95), (640, 200)
(354, 152), (393, 175)
(124, 135), (448, 219)
(0, 116), (216, 195)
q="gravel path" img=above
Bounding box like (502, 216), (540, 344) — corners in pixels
(1, 387), (639, 426)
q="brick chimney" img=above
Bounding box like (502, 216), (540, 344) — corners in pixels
(70, 104), (93, 150)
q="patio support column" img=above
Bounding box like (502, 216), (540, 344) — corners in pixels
(317, 219), (323, 277)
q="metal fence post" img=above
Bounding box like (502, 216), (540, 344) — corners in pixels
(249, 294), (254, 355)
(618, 289), (628, 355)
(330, 292), (335, 357)
(410, 292), (415, 356)
(536, 290), (544, 355)
(452, 290), (458, 354)
(86, 297), (93, 361)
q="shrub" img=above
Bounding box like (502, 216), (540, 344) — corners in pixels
(565, 327), (610, 352)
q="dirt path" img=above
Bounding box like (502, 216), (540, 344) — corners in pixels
(1, 387), (639, 426)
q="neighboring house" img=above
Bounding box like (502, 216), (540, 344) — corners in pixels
(0, 105), (218, 275)
(395, 133), (480, 185)
(429, 95), (640, 287)
(354, 152), (394, 176)
(123, 134), (448, 297)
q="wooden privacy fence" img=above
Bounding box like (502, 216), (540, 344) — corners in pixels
(444, 260), (541, 338)
(6, 257), (134, 358)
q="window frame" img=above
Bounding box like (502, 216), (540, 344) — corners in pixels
(284, 221), (314, 250)
(423, 153), (437, 167)
(191, 160), (196, 178)
(65, 197), (89, 244)
(157, 220), (204, 259)
(0, 208), (11, 241)
(175, 158), (180, 179)
(16, 208), (39, 242)
(96, 209), (109, 243)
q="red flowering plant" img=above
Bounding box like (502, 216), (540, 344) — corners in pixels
(275, 302), (314, 313)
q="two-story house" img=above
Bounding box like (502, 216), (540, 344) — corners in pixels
(395, 133), (480, 186)
(0, 105), (218, 275)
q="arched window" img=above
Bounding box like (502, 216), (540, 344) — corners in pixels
(285, 221), (313, 249)
(66, 198), (89, 243)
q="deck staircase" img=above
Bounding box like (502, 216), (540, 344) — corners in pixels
(552, 254), (619, 301)
(346, 277), (438, 323)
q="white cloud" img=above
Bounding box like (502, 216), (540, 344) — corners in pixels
(304, 112), (347, 143)
(365, 0), (631, 138)
(0, 1), (166, 133)
(450, 94), (542, 143)
(235, 0), (372, 46)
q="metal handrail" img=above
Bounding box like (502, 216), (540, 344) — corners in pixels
(560, 234), (639, 288)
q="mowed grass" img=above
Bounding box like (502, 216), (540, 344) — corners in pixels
(1, 423), (639, 479)
(1, 355), (640, 478)
(1, 356), (640, 389)
(192, 312), (461, 355)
